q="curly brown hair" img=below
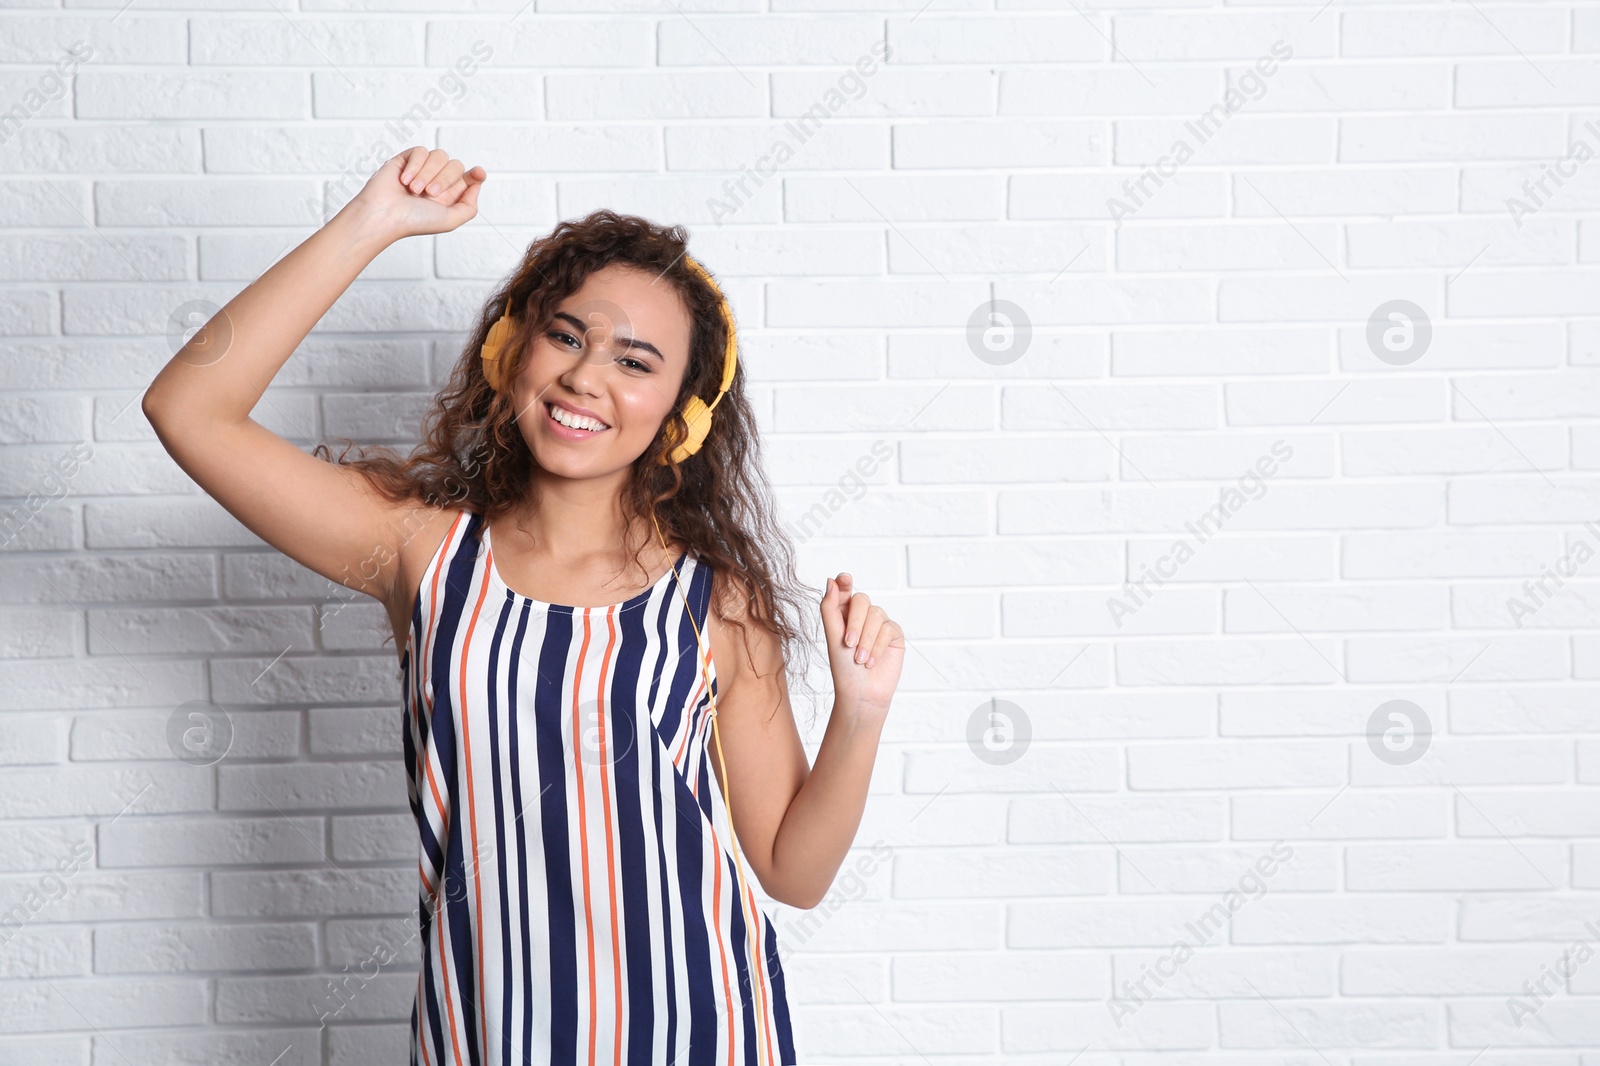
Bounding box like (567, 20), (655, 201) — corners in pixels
(313, 208), (821, 727)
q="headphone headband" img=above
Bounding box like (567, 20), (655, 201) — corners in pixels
(681, 252), (739, 410)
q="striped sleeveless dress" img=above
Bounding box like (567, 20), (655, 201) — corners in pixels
(399, 509), (798, 1065)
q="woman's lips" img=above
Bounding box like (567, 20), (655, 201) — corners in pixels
(544, 402), (610, 440)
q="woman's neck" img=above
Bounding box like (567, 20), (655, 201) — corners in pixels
(497, 477), (674, 568)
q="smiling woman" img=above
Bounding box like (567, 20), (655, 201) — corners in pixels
(140, 146), (904, 1066)
(315, 214), (824, 1066)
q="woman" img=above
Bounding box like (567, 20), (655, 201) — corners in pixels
(142, 146), (905, 1066)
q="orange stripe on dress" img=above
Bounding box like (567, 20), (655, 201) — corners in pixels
(741, 879), (776, 1064)
(572, 609), (600, 1066)
(596, 605), (628, 1064)
(706, 820), (736, 1066)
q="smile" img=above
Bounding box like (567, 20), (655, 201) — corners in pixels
(545, 401), (611, 438)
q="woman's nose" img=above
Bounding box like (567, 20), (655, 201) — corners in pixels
(560, 347), (611, 390)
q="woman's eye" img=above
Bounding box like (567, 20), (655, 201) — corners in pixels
(548, 330), (649, 372)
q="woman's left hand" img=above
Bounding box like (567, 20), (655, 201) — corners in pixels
(820, 573), (904, 720)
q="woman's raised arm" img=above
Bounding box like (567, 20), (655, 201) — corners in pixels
(141, 147), (485, 607)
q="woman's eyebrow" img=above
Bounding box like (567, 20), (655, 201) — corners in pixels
(552, 311), (664, 363)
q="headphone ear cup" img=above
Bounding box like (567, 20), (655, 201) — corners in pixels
(481, 311), (515, 392)
(664, 396), (714, 464)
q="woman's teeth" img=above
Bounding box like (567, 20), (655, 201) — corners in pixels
(548, 403), (609, 432)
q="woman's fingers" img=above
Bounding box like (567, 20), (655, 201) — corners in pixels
(357, 150), (486, 239)
(422, 159), (465, 198)
(832, 574), (881, 654)
(866, 619), (901, 667)
(397, 146), (432, 186)
(854, 605), (893, 664)
(844, 588), (871, 650)
(393, 148), (486, 209)
(402, 148), (451, 195)
(455, 167), (487, 211)
(434, 165), (489, 215)
(836, 575), (860, 644)
(854, 610), (880, 663)
(416, 150), (453, 194)
(432, 160), (486, 201)
(823, 573), (902, 668)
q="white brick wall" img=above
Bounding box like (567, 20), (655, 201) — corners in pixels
(2, 1), (1598, 1063)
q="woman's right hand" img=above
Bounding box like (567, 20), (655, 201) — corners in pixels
(348, 146), (486, 241)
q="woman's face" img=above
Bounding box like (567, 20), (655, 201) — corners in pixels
(509, 262), (695, 477)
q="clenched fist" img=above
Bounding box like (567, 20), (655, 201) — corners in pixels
(349, 146), (487, 241)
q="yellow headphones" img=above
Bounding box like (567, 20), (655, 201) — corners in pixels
(479, 253), (739, 466)
(482, 255), (774, 1060)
